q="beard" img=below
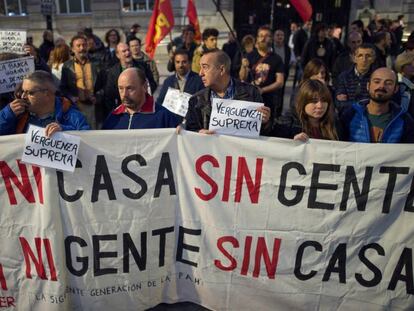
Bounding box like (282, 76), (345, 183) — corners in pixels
(122, 97), (137, 108)
(257, 41), (270, 51)
(369, 89), (393, 103)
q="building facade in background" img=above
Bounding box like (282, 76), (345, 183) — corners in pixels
(0, 0), (413, 49)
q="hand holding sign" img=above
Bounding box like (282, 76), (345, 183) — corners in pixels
(22, 125), (81, 172)
(209, 98), (265, 138)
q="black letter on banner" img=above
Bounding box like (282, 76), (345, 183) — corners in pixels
(355, 243), (384, 287)
(122, 154), (147, 199)
(404, 176), (414, 212)
(91, 155), (116, 203)
(65, 235), (88, 276)
(322, 243), (347, 283)
(379, 167), (409, 214)
(57, 160), (83, 202)
(152, 226), (174, 267)
(388, 248), (414, 295)
(294, 240), (322, 281)
(93, 234), (118, 276)
(154, 153), (176, 197)
(176, 226), (201, 267)
(278, 162), (306, 206)
(308, 163), (340, 210)
(340, 166), (373, 211)
(123, 232), (147, 272)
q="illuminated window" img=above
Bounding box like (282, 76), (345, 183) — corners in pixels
(57, 0), (91, 14)
(1, 0), (28, 16)
(122, 0), (155, 12)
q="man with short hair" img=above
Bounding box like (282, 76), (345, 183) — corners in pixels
(104, 42), (157, 114)
(372, 31), (392, 68)
(156, 50), (204, 106)
(185, 50), (271, 135)
(60, 35), (103, 129)
(192, 28), (219, 73)
(0, 71), (90, 136)
(332, 31), (363, 85)
(340, 67), (414, 143)
(239, 26), (284, 118)
(102, 68), (179, 130)
(336, 43), (376, 111)
(128, 37), (160, 84)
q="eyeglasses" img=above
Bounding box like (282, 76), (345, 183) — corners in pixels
(21, 89), (48, 97)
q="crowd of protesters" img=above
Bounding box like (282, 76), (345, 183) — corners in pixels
(1, 14), (414, 144)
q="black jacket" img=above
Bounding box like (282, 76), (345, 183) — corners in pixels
(185, 79), (270, 135)
(103, 60), (157, 112)
(60, 58), (103, 100)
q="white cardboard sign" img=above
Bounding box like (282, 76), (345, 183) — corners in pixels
(0, 56), (35, 94)
(0, 30), (27, 54)
(162, 87), (192, 117)
(21, 125), (80, 172)
(209, 98), (263, 138)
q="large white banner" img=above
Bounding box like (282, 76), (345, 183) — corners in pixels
(0, 130), (413, 310)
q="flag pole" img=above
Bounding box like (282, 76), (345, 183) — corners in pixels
(210, 0), (243, 55)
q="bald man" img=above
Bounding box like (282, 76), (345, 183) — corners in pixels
(102, 68), (179, 130)
(340, 67), (414, 143)
(103, 43), (157, 115)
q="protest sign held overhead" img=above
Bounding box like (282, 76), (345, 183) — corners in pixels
(209, 98), (263, 138)
(21, 125), (80, 172)
(162, 87), (192, 117)
(0, 56), (35, 94)
(0, 30), (26, 54)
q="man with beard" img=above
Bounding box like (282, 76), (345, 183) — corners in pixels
(340, 67), (414, 143)
(239, 26), (284, 119)
(156, 50), (204, 108)
(60, 35), (103, 129)
(102, 68), (180, 130)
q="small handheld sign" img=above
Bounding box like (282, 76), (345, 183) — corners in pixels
(209, 98), (264, 138)
(22, 125), (81, 172)
(162, 87), (192, 117)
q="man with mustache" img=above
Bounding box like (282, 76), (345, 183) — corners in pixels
(239, 25), (284, 119)
(60, 35), (103, 129)
(156, 50), (204, 110)
(340, 67), (414, 143)
(102, 68), (179, 130)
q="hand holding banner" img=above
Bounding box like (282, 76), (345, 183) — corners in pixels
(209, 98), (263, 138)
(22, 125), (80, 172)
(162, 87), (191, 117)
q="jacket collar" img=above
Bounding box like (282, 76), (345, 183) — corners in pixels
(354, 99), (404, 119)
(112, 94), (155, 115)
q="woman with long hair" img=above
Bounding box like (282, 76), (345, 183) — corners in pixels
(274, 79), (341, 141)
(48, 43), (71, 86)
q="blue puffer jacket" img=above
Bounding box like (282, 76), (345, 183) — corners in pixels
(340, 99), (414, 143)
(0, 97), (91, 136)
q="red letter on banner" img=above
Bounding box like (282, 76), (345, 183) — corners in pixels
(235, 157), (263, 204)
(214, 236), (239, 271)
(194, 155), (219, 201)
(253, 237), (282, 279)
(0, 160), (36, 205)
(19, 237), (57, 281)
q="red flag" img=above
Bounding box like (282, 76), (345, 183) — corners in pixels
(186, 0), (201, 43)
(290, 0), (313, 22)
(145, 0), (174, 59)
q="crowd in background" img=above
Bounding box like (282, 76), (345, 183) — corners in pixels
(1, 14), (414, 144)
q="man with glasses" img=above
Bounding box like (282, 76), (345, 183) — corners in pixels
(335, 43), (376, 112)
(0, 71), (90, 136)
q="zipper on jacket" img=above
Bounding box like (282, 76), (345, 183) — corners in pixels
(128, 114), (133, 129)
(380, 108), (403, 142)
